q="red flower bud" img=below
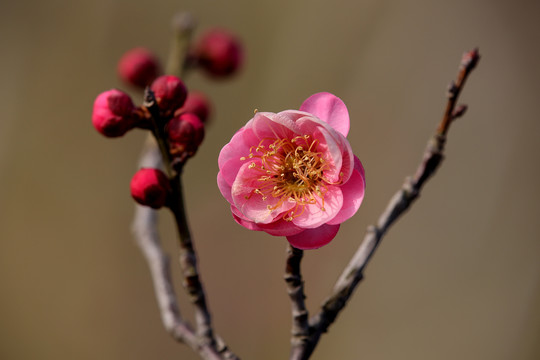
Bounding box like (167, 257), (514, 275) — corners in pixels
(167, 113), (205, 160)
(118, 47), (161, 88)
(150, 75), (187, 117)
(92, 89), (136, 137)
(174, 91), (212, 123)
(130, 168), (171, 209)
(194, 29), (243, 77)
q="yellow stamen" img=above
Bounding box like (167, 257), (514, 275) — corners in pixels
(243, 136), (343, 220)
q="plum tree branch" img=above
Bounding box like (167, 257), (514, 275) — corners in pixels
(285, 245), (310, 358)
(131, 12), (239, 360)
(290, 48), (480, 360)
(131, 138), (224, 360)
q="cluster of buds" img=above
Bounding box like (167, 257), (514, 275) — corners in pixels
(91, 27), (243, 209)
(92, 74), (206, 150)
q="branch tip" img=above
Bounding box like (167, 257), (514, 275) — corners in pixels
(172, 12), (196, 33)
(461, 47), (480, 71)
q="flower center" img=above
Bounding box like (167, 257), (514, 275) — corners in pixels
(241, 135), (339, 221)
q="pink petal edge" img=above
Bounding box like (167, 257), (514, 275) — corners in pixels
(231, 205), (304, 236)
(327, 156), (365, 225)
(299, 92), (350, 137)
(286, 224), (341, 250)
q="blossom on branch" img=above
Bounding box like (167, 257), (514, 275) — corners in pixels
(150, 75), (188, 118)
(193, 29), (243, 78)
(217, 92), (365, 249)
(174, 91), (212, 124)
(167, 112), (205, 163)
(130, 168), (171, 209)
(92, 89), (137, 137)
(117, 47), (161, 88)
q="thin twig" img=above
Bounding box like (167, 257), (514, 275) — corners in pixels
(285, 245), (310, 358)
(290, 48), (480, 360)
(169, 173), (216, 346)
(132, 12), (239, 359)
(131, 138), (223, 360)
(166, 12), (196, 77)
(143, 89), (174, 176)
(140, 81), (218, 347)
(143, 87), (219, 350)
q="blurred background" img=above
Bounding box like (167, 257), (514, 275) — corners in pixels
(1, 0), (539, 359)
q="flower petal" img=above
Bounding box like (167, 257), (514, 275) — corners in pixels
(257, 219), (305, 236)
(327, 156), (365, 225)
(286, 224), (340, 250)
(231, 162), (295, 224)
(232, 206), (262, 231)
(299, 92), (350, 137)
(218, 126), (255, 169)
(251, 111), (302, 140)
(292, 185), (343, 228)
(295, 116), (354, 183)
(219, 155), (247, 188)
(311, 126), (344, 183)
(217, 171), (233, 204)
(231, 205), (304, 236)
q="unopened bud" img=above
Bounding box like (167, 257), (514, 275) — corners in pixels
(174, 91), (212, 123)
(452, 104), (468, 119)
(150, 75), (188, 117)
(118, 47), (161, 88)
(193, 29), (243, 78)
(130, 168), (171, 209)
(461, 48), (480, 71)
(167, 113), (205, 161)
(92, 89), (136, 137)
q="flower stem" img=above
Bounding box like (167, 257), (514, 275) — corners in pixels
(166, 12), (196, 78)
(168, 172), (216, 345)
(143, 88), (174, 176)
(291, 48), (481, 360)
(133, 12), (238, 359)
(285, 245), (310, 358)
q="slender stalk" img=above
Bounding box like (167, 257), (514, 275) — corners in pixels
(166, 12), (196, 78)
(131, 139), (224, 360)
(142, 89), (174, 176)
(285, 245), (310, 358)
(132, 11), (239, 359)
(290, 48), (480, 360)
(169, 173), (215, 346)
(438, 48), (479, 135)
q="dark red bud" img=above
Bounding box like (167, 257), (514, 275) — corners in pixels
(118, 47), (161, 88)
(130, 168), (171, 209)
(174, 91), (212, 123)
(150, 75), (188, 117)
(92, 89), (136, 137)
(194, 29), (243, 77)
(167, 113), (205, 160)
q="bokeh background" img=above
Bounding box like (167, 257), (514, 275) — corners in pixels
(1, 0), (539, 359)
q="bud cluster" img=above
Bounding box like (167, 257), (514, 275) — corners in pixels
(191, 29), (243, 78)
(91, 26), (243, 209)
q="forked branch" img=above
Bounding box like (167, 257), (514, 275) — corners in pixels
(289, 48), (480, 360)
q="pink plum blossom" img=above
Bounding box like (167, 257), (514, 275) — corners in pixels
(217, 92), (365, 250)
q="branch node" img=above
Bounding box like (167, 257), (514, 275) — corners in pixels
(452, 104), (468, 120)
(447, 81), (458, 99)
